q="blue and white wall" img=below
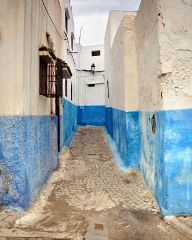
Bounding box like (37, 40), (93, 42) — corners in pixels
(135, 0), (163, 214)
(0, 0), (63, 210)
(62, 69), (78, 147)
(105, 0), (192, 216)
(76, 44), (105, 126)
(136, 0), (192, 216)
(61, 0), (78, 148)
(62, 44), (105, 147)
(105, 12), (139, 170)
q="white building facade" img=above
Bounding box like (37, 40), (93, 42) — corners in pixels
(60, 0), (78, 147)
(76, 44), (105, 126)
(0, 0), (75, 210)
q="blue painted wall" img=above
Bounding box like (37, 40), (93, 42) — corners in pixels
(140, 109), (192, 216)
(106, 107), (192, 216)
(105, 107), (140, 169)
(63, 101), (105, 147)
(77, 105), (106, 126)
(161, 109), (192, 215)
(63, 99), (192, 215)
(105, 107), (113, 138)
(0, 115), (58, 210)
(63, 99), (78, 147)
(140, 111), (165, 214)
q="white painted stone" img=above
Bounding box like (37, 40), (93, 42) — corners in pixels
(76, 44), (105, 107)
(0, 0), (25, 115)
(62, 0), (77, 105)
(105, 12), (139, 112)
(135, 0), (192, 111)
(135, 0), (162, 112)
(158, 0), (192, 110)
(0, 0), (76, 116)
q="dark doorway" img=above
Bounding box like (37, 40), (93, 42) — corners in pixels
(55, 96), (60, 152)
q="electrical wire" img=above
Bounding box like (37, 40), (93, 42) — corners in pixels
(76, 69), (104, 73)
(41, 0), (76, 65)
(41, 0), (67, 41)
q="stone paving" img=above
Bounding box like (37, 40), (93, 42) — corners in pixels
(0, 127), (188, 239)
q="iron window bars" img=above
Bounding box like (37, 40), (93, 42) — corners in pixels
(39, 46), (72, 98)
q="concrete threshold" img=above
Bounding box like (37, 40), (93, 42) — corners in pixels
(164, 216), (192, 239)
(85, 235), (108, 240)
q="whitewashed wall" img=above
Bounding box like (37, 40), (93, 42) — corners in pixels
(135, 0), (192, 216)
(105, 12), (138, 111)
(77, 44), (105, 107)
(105, 11), (137, 109)
(23, 0), (63, 116)
(135, 0), (161, 112)
(61, 0), (77, 105)
(0, 0), (64, 211)
(0, 0), (25, 115)
(158, 0), (192, 111)
(0, 0), (74, 116)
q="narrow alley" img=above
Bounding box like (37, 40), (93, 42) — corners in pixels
(1, 0), (192, 239)
(0, 127), (187, 240)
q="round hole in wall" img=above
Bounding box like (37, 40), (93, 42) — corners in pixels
(151, 114), (156, 134)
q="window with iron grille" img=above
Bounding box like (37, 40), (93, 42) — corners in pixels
(48, 63), (56, 96)
(39, 50), (72, 98)
(39, 57), (56, 97)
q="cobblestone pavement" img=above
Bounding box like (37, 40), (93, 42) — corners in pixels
(0, 127), (188, 239)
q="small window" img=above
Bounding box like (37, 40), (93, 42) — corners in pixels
(71, 82), (73, 101)
(65, 79), (67, 97)
(91, 50), (100, 56)
(107, 81), (109, 98)
(151, 114), (156, 134)
(88, 84), (95, 87)
(71, 33), (74, 51)
(39, 57), (56, 97)
(65, 11), (68, 32)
